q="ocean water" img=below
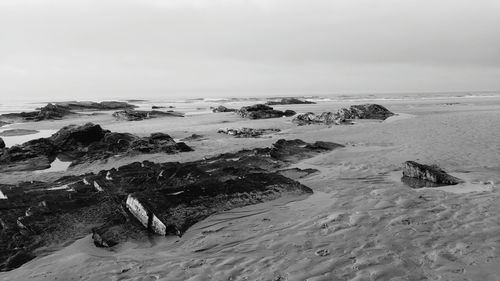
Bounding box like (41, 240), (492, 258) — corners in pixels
(1, 91), (500, 116)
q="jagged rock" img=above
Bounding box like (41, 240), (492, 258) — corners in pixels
(217, 128), (280, 138)
(211, 105), (237, 113)
(266, 98), (315, 105)
(0, 123), (193, 171)
(236, 104), (296, 119)
(293, 104), (394, 125)
(112, 109), (184, 121)
(0, 137), (4, 149)
(402, 161), (463, 187)
(55, 101), (136, 110)
(0, 138), (343, 270)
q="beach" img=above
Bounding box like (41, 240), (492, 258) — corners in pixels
(2, 94), (500, 280)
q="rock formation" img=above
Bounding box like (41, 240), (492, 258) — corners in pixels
(293, 104), (394, 125)
(211, 105), (237, 113)
(217, 128), (280, 138)
(0, 138), (343, 270)
(55, 101), (136, 110)
(0, 103), (76, 122)
(236, 104), (296, 119)
(0, 137), (4, 149)
(401, 161), (463, 187)
(266, 98), (315, 105)
(0, 123), (192, 171)
(112, 109), (184, 121)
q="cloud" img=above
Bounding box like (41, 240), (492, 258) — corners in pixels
(0, 0), (499, 99)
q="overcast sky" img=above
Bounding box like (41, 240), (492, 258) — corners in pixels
(1, 0), (499, 100)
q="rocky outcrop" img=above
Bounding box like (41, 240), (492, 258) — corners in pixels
(266, 98), (315, 105)
(0, 138), (343, 270)
(217, 128), (280, 138)
(0, 138), (4, 149)
(112, 109), (184, 121)
(180, 134), (206, 142)
(0, 103), (76, 122)
(55, 101), (136, 110)
(293, 104), (394, 125)
(401, 161), (463, 187)
(236, 104), (296, 119)
(151, 105), (174, 109)
(0, 123), (192, 171)
(211, 105), (237, 113)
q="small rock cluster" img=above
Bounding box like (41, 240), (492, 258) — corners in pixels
(236, 104), (296, 119)
(217, 128), (280, 138)
(293, 104), (394, 125)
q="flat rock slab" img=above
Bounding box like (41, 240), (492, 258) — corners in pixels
(0, 129), (39, 137)
(112, 110), (184, 121)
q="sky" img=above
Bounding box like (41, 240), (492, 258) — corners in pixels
(1, 0), (500, 101)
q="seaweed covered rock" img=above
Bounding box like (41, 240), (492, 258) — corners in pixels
(236, 104), (296, 119)
(112, 109), (184, 121)
(266, 98), (315, 105)
(402, 161), (463, 187)
(293, 104), (394, 125)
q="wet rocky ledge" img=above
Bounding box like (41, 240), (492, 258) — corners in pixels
(0, 123), (192, 172)
(0, 138), (343, 271)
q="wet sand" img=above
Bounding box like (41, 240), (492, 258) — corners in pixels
(2, 96), (500, 280)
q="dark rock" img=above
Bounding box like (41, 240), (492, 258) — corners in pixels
(180, 134), (206, 142)
(266, 98), (315, 105)
(0, 129), (39, 137)
(112, 110), (184, 121)
(0, 138), (342, 270)
(0, 103), (76, 122)
(55, 101), (136, 111)
(236, 104), (295, 119)
(217, 128), (280, 138)
(401, 161), (463, 187)
(211, 105), (237, 113)
(0, 137), (4, 149)
(293, 104), (394, 125)
(269, 139), (344, 163)
(0, 123), (193, 171)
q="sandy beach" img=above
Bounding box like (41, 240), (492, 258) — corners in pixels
(0, 95), (500, 280)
